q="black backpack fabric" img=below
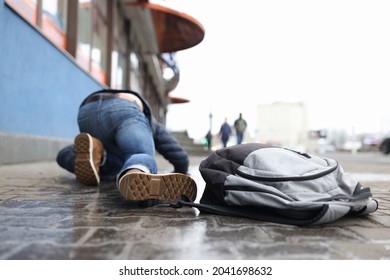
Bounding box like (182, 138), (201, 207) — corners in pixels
(180, 143), (378, 226)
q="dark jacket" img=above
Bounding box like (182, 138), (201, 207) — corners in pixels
(82, 89), (189, 174)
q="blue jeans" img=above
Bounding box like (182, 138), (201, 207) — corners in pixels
(57, 97), (157, 181)
(236, 133), (244, 145)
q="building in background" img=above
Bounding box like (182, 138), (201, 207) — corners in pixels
(255, 102), (308, 151)
(0, 0), (204, 164)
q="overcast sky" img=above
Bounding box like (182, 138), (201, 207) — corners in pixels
(156, 0), (390, 140)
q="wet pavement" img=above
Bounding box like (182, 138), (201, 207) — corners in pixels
(0, 152), (390, 260)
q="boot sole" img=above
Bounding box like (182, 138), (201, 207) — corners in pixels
(74, 133), (100, 186)
(118, 172), (197, 203)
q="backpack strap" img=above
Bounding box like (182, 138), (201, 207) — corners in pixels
(177, 200), (330, 226)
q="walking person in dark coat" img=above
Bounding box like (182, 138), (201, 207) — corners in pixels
(219, 118), (232, 148)
(233, 113), (248, 144)
(205, 130), (212, 151)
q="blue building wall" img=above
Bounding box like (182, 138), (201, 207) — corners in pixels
(0, 1), (103, 140)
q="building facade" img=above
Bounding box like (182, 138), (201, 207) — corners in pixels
(255, 102), (309, 150)
(0, 0), (204, 164)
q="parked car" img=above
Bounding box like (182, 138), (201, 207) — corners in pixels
(379, 136), (390, 154)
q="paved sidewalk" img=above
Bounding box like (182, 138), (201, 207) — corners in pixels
(0, 154), (389, 260)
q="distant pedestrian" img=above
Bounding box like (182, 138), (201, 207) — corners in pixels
(205, 130), (212, 150)
(219, 118), (232, 148)
(234, 113), (247, 145)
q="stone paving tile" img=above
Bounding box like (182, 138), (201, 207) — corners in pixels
(369, 216), (390, 227)
(0, 154), (389, 260)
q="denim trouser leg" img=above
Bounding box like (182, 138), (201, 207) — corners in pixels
(56, 144), (123, 179)
(76, 98), (157, 180)
(237, 133), (243, 144)
(113, 115), (157, 177)
(56, 144), (76, 173)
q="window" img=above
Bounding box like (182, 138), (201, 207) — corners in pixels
(76, 0), (92, 72)
(41, 0), (67, 49)
(76, 0), (107, 84)
(129, 51), (141, 93)
(90, 0), (107, 84)
(5, 0), (67, 49)
(110, 8), (127, 89)
(127, 27), (144, 93)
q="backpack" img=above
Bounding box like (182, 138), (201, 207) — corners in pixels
(179, 143), (378, 226)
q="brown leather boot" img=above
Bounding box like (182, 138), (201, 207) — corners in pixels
(118, 170), (197, 203)
(74, 133), (103, 186)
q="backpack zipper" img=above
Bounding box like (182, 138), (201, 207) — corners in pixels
(235, 162), (338, 182)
